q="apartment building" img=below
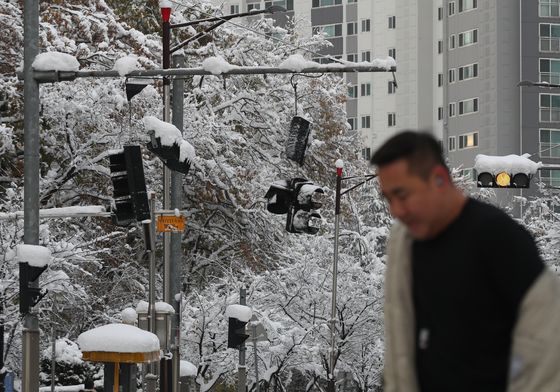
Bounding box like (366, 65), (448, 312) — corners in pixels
(211, 0), (560, 190)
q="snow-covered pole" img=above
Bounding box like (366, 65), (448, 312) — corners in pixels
(238, 288), (247, 392)
(22, 0), (41, 389)
(170, 51), (185, 392)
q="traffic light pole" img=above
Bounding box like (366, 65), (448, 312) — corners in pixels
(328, 161), (377, 392)
(238, 288), (247, 392)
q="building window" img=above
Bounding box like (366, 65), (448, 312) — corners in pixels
(388, 80), (396, 94)
(540, 94), (560, 121)
(347, 22), (358, 35)
(540, 169), (560, 186)
(540, 58), (560, 85)
(438, 106), (444, 120)
(449, 102), (456, 117)
(361, 51), (371, 62)
(540, 129), (560, 157)
(388, 48), (396, 60)
(449, 68), (456, 83)
(361, 83), (371, 96)
(230, 4), (240, 13)
(361, 115), (371, 128)
(449, 1), (456, 16)
(438, 40), (443, 54)
(458, 98), (479, 115)
(458, 132), (479, 149)
(448, 136), (456, 151)
(347, 53), (358, 62)
(458, 0), (477, 13)
(458, 29), (478, 47)
(247, 3), (261, 11)
(540, 0), (560, 17)
(313, 24), (343, 38)
(388, 112), (396, 127)
(312, 0), (342, 7)
(458, 63), (478, 81)
(438, 73), (444, 87)
(449, 34), (456, 50)
(540, 23), (560, 52)
(265, 0), (294, 11)
(388, 16), (396, 29)
(347, 117), (357, 130)
(438, 6), (443, 20)
(348, 85), (358, 98)
(362, 19), (371, 32)
(362, 147), (371, 160)
(348, 0), (357, 3)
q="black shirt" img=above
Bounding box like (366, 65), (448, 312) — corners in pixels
(412, 198), (544, 392)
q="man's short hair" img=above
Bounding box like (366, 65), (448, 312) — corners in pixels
(370, 131), (449, 179)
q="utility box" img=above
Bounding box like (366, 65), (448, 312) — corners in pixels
(136, 301), (175, 351)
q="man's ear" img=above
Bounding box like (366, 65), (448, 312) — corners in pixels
(432, 165), (450, 188)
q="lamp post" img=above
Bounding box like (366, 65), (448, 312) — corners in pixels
(328, 160), (377, 392)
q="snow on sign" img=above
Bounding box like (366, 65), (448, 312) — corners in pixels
(156, 215), (186, 232)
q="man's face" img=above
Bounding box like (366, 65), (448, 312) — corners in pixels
(377, 159), (442, 240)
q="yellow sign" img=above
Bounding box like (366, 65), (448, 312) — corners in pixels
(156, 215), (186, 232)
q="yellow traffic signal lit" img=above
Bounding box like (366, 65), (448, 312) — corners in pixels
(495, 172), (511, 187)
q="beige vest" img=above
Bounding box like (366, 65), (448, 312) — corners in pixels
(384, 222), (560, 392)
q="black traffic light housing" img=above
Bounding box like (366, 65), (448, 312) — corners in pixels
(19, 263), (48, 314)
(227, 317), (250, 349)
(147, 134), (192, 175)
(264, 178), (324, 234)
(477, 171), (531, 188)
(285, 116), (311, 166)
(108, 145), (150, 226)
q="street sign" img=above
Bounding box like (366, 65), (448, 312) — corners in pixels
(156, 215), (186, 232)
(249, 315), (268, 342)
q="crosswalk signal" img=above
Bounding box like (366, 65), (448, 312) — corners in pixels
(477, 171), (531, 188)
(19, 262), (47, 314)
(227, 318), (250, 349)
(108, 145), (150, 226)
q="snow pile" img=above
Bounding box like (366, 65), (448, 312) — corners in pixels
(42, 338), (83, 364)
(474, 154), (542, 175)
(16, 244), (51, 267)
(159, 0), (173, 7)
(32, 52), (80, 72)
(136, 300), (176, 314)
(279, 54), (319, 72)
(225, 304), (252, 322)
(359, 56), (397, 70)
(121, 307), (138, 324)
(202, 56), (238, 75)
(77, 324), (159, 353)
(297, 184), (323, 205)
(180, 360), (197, 377)
(113, 55), (140, 76)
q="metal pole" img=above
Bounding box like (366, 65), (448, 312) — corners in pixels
(170, 52), (185, 392)
(238, 288), (246, 392)
(146, 193), (157, 388)
(23, 0), (41, 390)
(0, 302), (4, 392)
(328, 163), (343, 392)
(51, 327), (56, 392)
(252, 324), (259, 392)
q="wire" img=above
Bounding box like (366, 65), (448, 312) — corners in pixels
(168, 0), (348, 65)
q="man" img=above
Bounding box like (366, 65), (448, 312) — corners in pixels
(371, 131), (560, 392)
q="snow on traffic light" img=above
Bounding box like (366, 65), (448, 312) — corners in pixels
(17, 244), (51, 314)
(225, 304), (252, 350)
(474, 153), (542, 188)
(264, 178), (324, 234)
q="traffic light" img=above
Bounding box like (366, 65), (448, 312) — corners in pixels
(477, 171), (531, 188)
(146, 134), (194, 175)
(285, 116), (311, 166)
(227, 317), (249, 349)
(108, 145), (150, 226)
(17, 245), (50, 315)
(264, 178), (324, 234)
